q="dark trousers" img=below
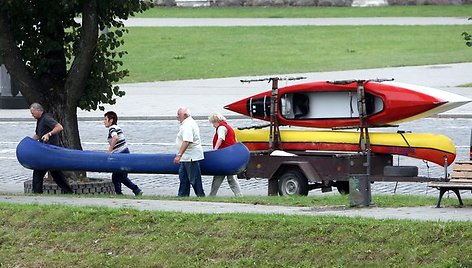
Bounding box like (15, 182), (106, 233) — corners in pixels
(111, 171), (140, 195)
(111, 148), (141, 195)
(32, 170), (73, 194)
(178, 161), (205, 197)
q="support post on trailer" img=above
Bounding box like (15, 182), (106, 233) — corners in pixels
(356, 80), (372, 176)
(267, 76), (307, 151)
(268, 77), (280, 152)
(349, 80), (372, 207)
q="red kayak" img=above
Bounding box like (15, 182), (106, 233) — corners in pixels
(225, 80), (470, 128)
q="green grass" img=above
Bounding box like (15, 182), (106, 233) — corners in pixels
(0, 202), (471, 267)
(121, 25), (472, 82)
(139, 6), (472, 18)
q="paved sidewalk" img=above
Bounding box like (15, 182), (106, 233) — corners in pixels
(1, 194), (471, 221)
(2, 63), (472, 121)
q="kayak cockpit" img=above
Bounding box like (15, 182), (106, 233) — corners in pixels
(280, 92), (384, 119)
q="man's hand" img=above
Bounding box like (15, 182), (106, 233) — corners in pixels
(41, 132), (52, 142)
(173, 155), (181, 164)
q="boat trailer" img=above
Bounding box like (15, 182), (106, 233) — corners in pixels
(238, 77), (449, 206)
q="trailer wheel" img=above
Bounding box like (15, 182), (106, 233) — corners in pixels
(336, 181), (350, 195)
(278, 169), (309, 196)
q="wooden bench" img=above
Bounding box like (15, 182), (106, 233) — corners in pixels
(429, 161), (472, 208)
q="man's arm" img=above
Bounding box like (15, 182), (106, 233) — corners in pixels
(174, 141), (190, 164)
(41, 123), (63, 142)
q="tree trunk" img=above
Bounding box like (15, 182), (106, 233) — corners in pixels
(48, 96), (85, 181)
(51, 103), (82, 151)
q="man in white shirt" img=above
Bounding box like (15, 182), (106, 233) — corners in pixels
(173, 107), (205, 197)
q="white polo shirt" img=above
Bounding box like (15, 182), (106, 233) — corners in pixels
(176, 116), (204, 162)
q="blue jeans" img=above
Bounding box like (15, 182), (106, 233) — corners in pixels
(178, 161), (205, 197)
(112, 148), (141, 195)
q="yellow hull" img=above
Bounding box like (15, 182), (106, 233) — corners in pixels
(235, 128), (456, 166)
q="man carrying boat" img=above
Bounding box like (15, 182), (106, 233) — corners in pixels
(29, 103), (73, 194)
(174, 107), (205, 197)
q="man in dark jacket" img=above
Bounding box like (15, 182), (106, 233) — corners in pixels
(29, 103), (73, 194)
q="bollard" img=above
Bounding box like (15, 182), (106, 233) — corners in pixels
(349, 174), (372, 207)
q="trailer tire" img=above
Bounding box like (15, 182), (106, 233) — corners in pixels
(278, 169), (309, 196)
(383, 166), (418, 177)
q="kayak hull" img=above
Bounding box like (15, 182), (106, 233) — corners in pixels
(16, 137), (250, 175)
(234, 128), (456, 166)
(225, 80), (470, 128)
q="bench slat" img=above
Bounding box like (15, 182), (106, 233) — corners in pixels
(454, 160), (472, 165)
(429, 183), (472, 189)
(452, 166), (472, 172)
(450, 172), (472, 179)
(448, 178), (472, 183)
(429, 180), (472, 186)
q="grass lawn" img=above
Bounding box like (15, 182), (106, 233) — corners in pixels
(121, 25), (472, 82)
(0, 202), (471, 267)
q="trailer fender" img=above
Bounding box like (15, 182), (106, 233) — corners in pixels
(272, 161), (321, 182)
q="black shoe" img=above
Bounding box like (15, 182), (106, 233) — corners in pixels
(134, 189), (143, 196)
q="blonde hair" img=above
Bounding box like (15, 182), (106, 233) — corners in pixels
(208, 112), (226, 123)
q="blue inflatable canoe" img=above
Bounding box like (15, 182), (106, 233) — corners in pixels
(16, 137), (250, 176)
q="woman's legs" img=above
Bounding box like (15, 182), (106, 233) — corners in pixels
(227, 175), (242, 197)
(209, 175), (224, 196)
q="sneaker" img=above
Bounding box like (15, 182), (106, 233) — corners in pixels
(134, 189), (143, 196)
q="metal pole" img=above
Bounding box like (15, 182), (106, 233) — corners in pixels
(269, 78), (279, 151)
(356, 80), (371, 175)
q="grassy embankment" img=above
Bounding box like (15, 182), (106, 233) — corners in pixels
(0, 202), (471, 267)
(122, 25), (472, 82)
(117, 6), (472, 82)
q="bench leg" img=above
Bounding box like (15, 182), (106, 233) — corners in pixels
(436, 188), (447, 208)
(436, 188), (464, 208)
(451, 189), (464, 207)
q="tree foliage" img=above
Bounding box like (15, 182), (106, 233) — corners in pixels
(0, 0), (150, 150)
(463, 17), (472, 47)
